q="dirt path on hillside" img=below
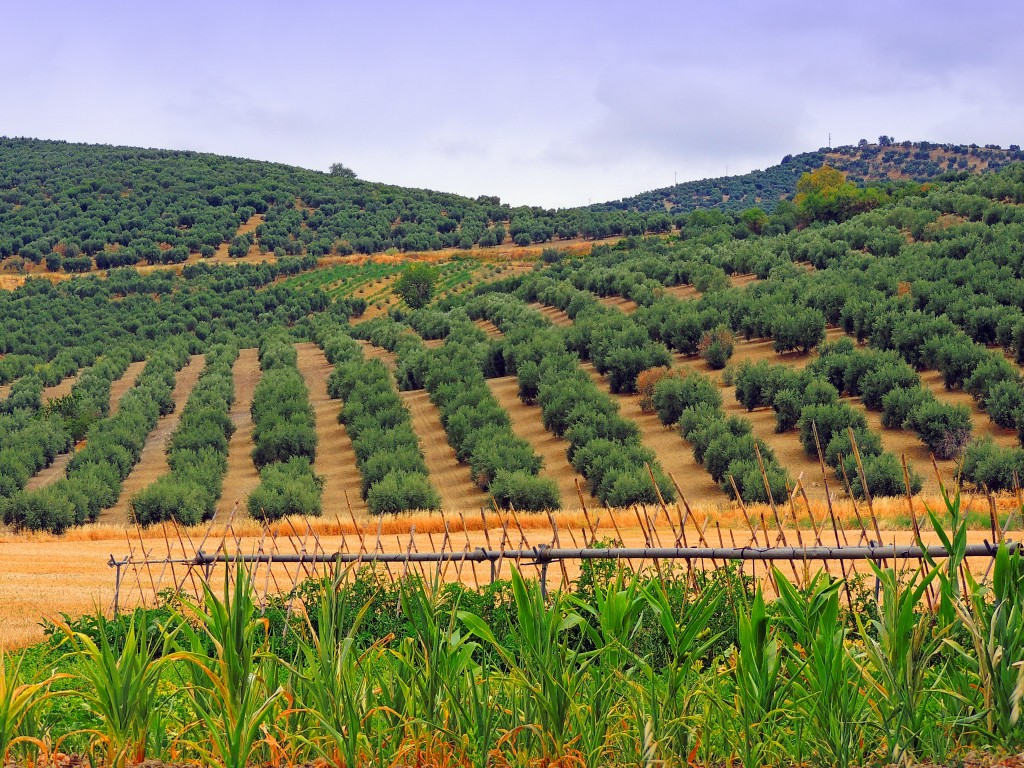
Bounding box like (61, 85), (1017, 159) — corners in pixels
(212, 213), (265, 260)
(663, 284), (702, 301)
(41, 371), (81, 402)
(473, 319), (503, 338)
(25, 361), (148, 492)
(295, 342), (367, 517)
(529, 302), (573, 327)
(487, 375), (598, 508)
(580, 362), (728, 504)
(400, 389), (488, 512)
(597, 296), (638, 314)
(218, 349), (262, 518)
(358, 340), (398, 370)
(100, 355), (206, 524)
(109, 361), (147, 416)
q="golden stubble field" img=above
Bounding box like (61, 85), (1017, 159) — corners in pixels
(1, 490), (1018, 649)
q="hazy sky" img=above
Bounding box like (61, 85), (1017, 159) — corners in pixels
(4, 1), (1021, 208)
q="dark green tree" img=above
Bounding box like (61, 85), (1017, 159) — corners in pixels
(394, 263), (439, 309)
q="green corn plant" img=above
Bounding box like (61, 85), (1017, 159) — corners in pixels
(774, 569), (867, 768)
(0, 648), (67, 765)
(733, 586), (790, 768)
(632, 574), (723, 766)
(56, 610), (185, 767)
(173, 563), (286, 768)
(460, 566), (593, 763)
(290, 569), (375, 768)
(571, 569), (647, 764)
(949, 542), (1024, 746)
(856, 562), (950, 766)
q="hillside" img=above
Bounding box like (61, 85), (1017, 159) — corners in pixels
(595, 140), (1024, 214)
(0, 138), (664, 276)
(1, 137), (1022, 280)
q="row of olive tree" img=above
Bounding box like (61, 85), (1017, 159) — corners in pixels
(247, 334), (322, 520)
(132, 344), (239, 526)
(315, 319), (441, 515)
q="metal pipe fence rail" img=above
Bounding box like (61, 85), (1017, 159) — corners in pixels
(108, 525), (1017, 614)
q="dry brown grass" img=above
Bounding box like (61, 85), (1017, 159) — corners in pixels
(0, 490), (1017, 649)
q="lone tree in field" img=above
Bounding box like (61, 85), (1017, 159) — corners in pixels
(329, 162), (357, 179)
(395, 263), (438, 309)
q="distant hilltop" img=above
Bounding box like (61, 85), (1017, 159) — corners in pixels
(592, 139), (1024, 214)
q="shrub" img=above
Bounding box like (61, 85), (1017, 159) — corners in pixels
(797, 402), (867, 457)
(962, 438), (1024, 491)
(907, 400), (973, 459)
(985, 380), (1024, 430)
(247, 458), (324, 520)
(366, 471), (442, 514)
(636, 366), (673, 413)
(771, 307), (825, 353)
(824, 427), (884, 469)
(724, 458), (791, 504)
(841, 452), (922, 499)
(488, 470), (561, 511)
(861, 362), (920, 410)
(698, 326), (735, 369)
(881, 386), (934, 429)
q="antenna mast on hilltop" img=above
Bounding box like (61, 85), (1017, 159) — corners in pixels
(828, 132), (832, 149)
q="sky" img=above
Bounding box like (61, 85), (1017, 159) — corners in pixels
(3, 0), (1022, 208)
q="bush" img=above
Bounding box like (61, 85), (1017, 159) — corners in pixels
(824, 427), (883, 469)
(652, 372), (721, 426)
(962, 438), (1024, 491)
(698, 326), (735, 369)
(366, 471), (442, 514)
(861, 362), (920, 410)
(841, 452), (922, 499)
(488, 470), (561, 511)
(881, 386), (934, 429)
(797, 402), (867, 457)
(771, 307), (825, 353)
(907, 400), (973, 459)
(247, 458), (324, 520)
(985, 380), (1024, 430)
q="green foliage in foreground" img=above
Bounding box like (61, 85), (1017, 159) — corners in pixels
(3, 494), (1024, 767)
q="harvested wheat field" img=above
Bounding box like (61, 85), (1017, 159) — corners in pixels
(295, 341), (366, 516)
(0, 489), (1018, 649)
(100, 354), (206, 523)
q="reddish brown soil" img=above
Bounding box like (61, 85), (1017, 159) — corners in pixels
(100, 355), (206, 524)
(663, 284), (701, 300)
(529, 302), (573, 327)
(487, 375), (598, 508)
(400, 389), (488, 512)
(358, 340), (398, 369)
(294, 342), (367, 517)
(218, 349), (262, 519)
